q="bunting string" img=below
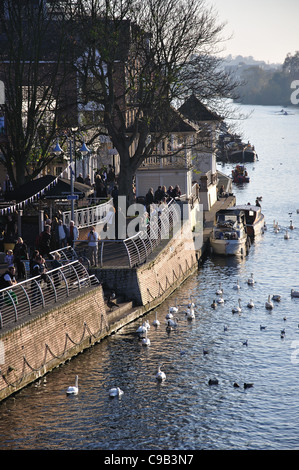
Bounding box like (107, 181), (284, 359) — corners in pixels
(0, 162), (74, 216)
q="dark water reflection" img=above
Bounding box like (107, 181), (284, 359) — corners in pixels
(1, 105), (299, 450)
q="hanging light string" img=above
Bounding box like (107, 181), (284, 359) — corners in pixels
(0, 162), (74, 216)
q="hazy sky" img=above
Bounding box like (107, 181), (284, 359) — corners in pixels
(208, 0), (299, 63)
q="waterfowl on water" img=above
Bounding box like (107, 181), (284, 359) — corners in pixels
(216, 283), (223, 295)
(247, 299), (254, 308)
(232, 299), (242, 314)
(289, 220), (294, 230)
(217, 295), (224, 304)
(169, 298), (179, 314)
(109, 387), (124, 397)
(141, 329), (151, 346)
(211, 299), (217, 309)
(284, 230), (290, 239)
(208, 378), (218, 386)
(166, 317), (179, 328)
(66, 375), (79, 395)
(244, 383), (253, 389)
(272, 295), (281, 302)
(155, 365), (166, 382)
(188, 295), (195, 308)
(153, 312), (160, 327)
(247, 273), (255, 285)
(233, 280), (240, 290)
(186, 308), (195, 320)
(265, 295), (274, 310)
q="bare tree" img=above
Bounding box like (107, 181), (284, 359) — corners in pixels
(72, 0), (237, 203)
(0, 0), (77, 188)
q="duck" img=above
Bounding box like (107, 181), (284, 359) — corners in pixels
(260, 325), (266, 330)
(224, 325), (228, 332)
(291, 289), (299, 298)
(155, 364), (166, 382)
(232, 298), (242, 314)
(66, 375), (79, 395)
(203, 348), (209, 355)
(247, 273), (255, 285)
(216, 283), (223, 295)
(208, 378), (218, 386)
(186, 308), (195, 320)
(244, 383), (253, 389)
(211, 299), (217, 309)
(272, 295), (281, 302)
(109, 387), (124, 397)
(188, 295), (195, 308)
(247, 299), (254, 308)
(265, 295), (274, 310)
(153, 312), (160, 327)
(242, 339), (248, 346)
(233, 280), (240, 290)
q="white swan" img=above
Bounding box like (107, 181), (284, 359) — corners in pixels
(216, 283), (223, 295)
(166, 310), (174, 320)
(217, 295), (224, 304)
(232, 298), (242, 314)
(284, 230), (290, 239)
(188, 295), (195, 308)
(247, 299), (254, 308)
(265, 295), (274, 310)
(167, 317), (179, 328)
(136, 323), (148, 335)
(233, 280), (240, 290)
(142, 329), (151, 346)
(169, 298), (179, 314)
(186, 308), (195, 320)
(247, 273), (255, 285)
(155, 365), (166, 382)
(66, 375), (79, 395)
(289, 220), (294, 230)
(109, 387), (124, 397)
(153, 312), (160, 327)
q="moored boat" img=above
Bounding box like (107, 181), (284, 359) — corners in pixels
(210, 209), (249, 256)
(234, 204), (265, 238)
(232, 165), (250, 183)
(228, 142), (257, 162)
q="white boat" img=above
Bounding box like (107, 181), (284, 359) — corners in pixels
(210, 209), (249, 256)
(234, 205), (265, 238)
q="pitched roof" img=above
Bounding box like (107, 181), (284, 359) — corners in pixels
(178, 94), (223, 123)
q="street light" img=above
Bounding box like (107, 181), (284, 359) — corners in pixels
(53, 135), (90, 221)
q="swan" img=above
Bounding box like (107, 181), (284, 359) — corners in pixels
(233, 280), (240, 290)
(232, 298), (242, 314)
(186, 308), (195, 320)
(66, 375), (79, 395)
(142, 329), (151, 346)
(216, 283), (223, 295)
(265, 295), (274, 310)
(167, 317), (179, 328)
(166, 310), (174, 320)
(247, 273), (255, 285)
(109, 387), (124, 397)
(289, 220), (294, 230)
(169, 298), (179, 314)
(155, 365), (166, 382)
(136, 322), (149, 335)
(211, 299), (217, 309)
(188, 295), (195, 308)
(247, 299), (254, 308)
(153, 312), (160, 327)
(284, 230), (290, 239)
(217, 295), (224, 304)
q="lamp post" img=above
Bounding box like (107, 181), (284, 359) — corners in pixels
(53, 135), (90, 221)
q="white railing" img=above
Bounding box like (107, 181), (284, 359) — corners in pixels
(62, 198), (113, 228)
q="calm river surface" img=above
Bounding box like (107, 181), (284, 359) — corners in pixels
(0, 104), (299, 451)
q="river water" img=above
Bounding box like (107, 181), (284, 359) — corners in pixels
(0, 104), (299, 451)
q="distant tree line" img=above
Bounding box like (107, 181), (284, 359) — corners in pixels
(234, 51), (299, 106)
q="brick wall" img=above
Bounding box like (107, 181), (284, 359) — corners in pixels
(0, 285), (106, 401)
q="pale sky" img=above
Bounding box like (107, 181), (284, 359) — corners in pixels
(208, 0), (299, 63)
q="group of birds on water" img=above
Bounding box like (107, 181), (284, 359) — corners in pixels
(65, 215), (298, 398)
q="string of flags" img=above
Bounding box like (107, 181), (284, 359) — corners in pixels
(0, 162), (74, 216)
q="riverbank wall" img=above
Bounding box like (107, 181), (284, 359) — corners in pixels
(0, 195), (235, 402)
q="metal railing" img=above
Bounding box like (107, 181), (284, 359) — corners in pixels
(62, 198), (113, 228)
(0, 260), (99, 330)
